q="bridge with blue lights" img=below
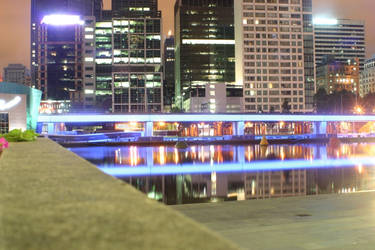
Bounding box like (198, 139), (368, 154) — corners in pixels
(38, 114), (375, 140)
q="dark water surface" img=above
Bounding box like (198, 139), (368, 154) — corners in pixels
(69, 143), (375, 205)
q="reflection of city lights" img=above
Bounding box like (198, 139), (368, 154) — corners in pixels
(246, 146), (252, 162)
(200, 146), (205, 163)
(129, 146), (138, 166)
(280, 148), (285, 161)
(159, 146), (166, 165)
(102, 156), (375, 177)
(357, 164), (363, 174)
(211, 172), (217, 196)
(210, 145), (215, 160)
(174, 148), (179, 164)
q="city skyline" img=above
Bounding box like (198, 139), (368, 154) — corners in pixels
(0, 0), (375, 73)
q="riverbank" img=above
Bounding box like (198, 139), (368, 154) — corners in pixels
(175, 192), (375, 250)
(0, 138), (238, 250)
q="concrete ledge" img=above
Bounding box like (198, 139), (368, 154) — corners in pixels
(0, 139), (238, 250)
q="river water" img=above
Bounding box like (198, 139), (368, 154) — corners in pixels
(70, 143), (375, 205)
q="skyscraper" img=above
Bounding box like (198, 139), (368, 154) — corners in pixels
(174, 0), (239, 112)
(82, 1), (163, 112)
(163, 36), (175, 110)
(31, 0), (103, 85)
(237, 0), (315, 113)
(314, 18), (366, 70)
(36, 14), (85, 104)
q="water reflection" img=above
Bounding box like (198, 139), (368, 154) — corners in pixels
(70, 143), (375, 205)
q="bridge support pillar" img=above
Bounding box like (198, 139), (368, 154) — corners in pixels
(145, 122), (154, 137)
(47, 123), (55, 135)
(232, 121), (245, 136)
(146, 147), (153, 167)
(313, 122), (327, 135)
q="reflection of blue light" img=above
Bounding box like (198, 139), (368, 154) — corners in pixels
(39, 114), (375, 123)
(98, 157), (375, 177)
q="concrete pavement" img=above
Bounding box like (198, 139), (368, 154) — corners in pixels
(174, 192), (375, 250)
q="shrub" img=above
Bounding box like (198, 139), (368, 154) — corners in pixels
(1, 129), (39, 142)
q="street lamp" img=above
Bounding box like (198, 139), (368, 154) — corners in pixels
(353, 105), (364, 115)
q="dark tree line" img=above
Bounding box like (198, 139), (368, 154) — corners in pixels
(314, 88), (375, 114)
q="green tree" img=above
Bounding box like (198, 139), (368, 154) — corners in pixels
(314, 88), (329, 114)
(361, 92), (375, 113)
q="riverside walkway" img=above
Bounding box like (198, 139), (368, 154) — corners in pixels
(175, 192), (375, 250)
(0, 139), (238, 250)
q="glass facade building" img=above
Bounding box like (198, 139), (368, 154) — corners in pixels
(31, 0), (103, 86)
(37, 19), (84, 105)
(83, 3), (163, 112)
(174, 0), (236, 111)
(237, 0), (315, 113)
(163, 36), (175, 108)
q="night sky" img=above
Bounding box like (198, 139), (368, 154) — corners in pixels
(0, 0), (374, 74)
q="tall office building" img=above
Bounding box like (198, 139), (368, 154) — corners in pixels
(314, 18), (366, 70)
(82, 2), (163, 112)
(360, 56), (375, 97)
(3, 64), (30, 86)
(163, 36), (175, 110)
(36, 15), (85, 104)
(237, 0), (315, 113)
(31, 0), (103, 85)
(175, 0), (241, 113)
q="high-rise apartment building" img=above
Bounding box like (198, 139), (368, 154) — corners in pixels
(360, 56), (375, 97)
(3, 64), (30, 86)
(31, 0), (103, 85)
(163, 36), (175, 109)
(314, 18), (366, 70)
(175, 0), (240, 113)
(237, 0), (315, 113)
(82, 2), (163, 112)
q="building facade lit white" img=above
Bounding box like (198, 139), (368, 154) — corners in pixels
(236, 0), (315, 113)
(186, 82), (243, 113)
(0, 94), (27, 133)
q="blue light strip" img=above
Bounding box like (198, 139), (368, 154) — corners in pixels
(38, 114), (375, 123)
(98, 157), (374, 177)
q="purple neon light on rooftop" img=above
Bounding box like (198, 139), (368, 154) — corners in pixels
(41, 15), (84, 26)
